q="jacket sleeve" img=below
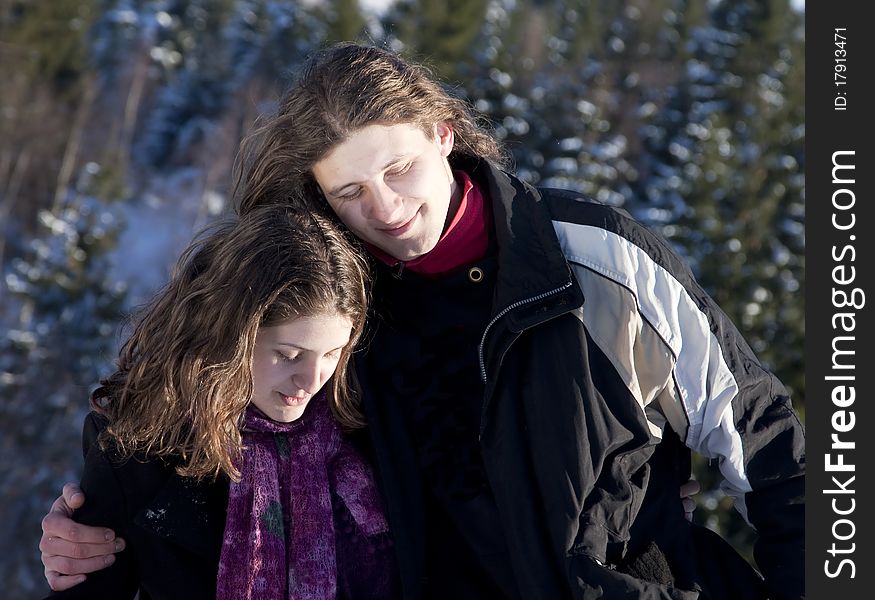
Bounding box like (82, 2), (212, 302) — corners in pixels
(554, 210), (804, 599)
(602, 219), (805, 598)
(668, 287), (805, 600)
(46, 412), (139, 600)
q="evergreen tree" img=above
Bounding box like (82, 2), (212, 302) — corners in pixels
(0, 0), (101, 231)
(636, 0), (804, 558)
(89, 0), (148, 86)
(3, 173), (127, 394)
(141, 0), (237, 166)
(323, 0), (369, 43)
(4, 0), (99, 94)
(140, 0), (327, 167)
(458, 0), (643, 206)
(0, 163), (127, 595)
(225, 0), (325, 84)
(639, 0), (803, 402)
(384, 0), (489, 79)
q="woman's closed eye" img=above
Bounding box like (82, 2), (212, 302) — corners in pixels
(275, 351), (301, 363)
(276, 349), (342, 363)
(325, 348), (344, 361)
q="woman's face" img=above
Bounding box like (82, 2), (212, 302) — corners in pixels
(250, 311), (353, 422)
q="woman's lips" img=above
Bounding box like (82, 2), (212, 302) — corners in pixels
(278, 392), (308, 407)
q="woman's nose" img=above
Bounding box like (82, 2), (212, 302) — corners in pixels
(292, 360), (322, 394)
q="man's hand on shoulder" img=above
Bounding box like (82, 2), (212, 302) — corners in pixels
(39, 483), (126, 591)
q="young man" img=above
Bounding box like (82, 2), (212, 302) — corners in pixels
(41, 43), (804, 599)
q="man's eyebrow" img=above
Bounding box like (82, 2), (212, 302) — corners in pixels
(325, 155), (409, 197)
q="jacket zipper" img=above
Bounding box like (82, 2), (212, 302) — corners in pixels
(477, 281), (573, 383)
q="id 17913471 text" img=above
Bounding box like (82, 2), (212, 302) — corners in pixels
(834, 28), (848, 111)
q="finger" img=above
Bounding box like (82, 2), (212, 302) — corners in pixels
(45, 571), (87, 592)
(46, 494), (74, 521)
(40, 535), (125, 559)
(42, 552), (116, 578)
(679, 479), (701, 497)
(682, 497), (696, 522)
(41, 510), (116, 544)
(62, 482), (86, 509)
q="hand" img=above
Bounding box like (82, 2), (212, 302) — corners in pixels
(679, 479), (700, 522)
(39, 483), (126, 591)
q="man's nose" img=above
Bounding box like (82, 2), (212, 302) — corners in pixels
(364, 181), (403, 222)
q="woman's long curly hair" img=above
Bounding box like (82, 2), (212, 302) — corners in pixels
(91, 203), (370, 481)
(233, 42), (509, 216)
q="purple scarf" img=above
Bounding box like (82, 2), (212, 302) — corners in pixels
(216, 391), (388, 599)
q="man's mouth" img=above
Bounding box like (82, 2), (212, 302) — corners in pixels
(378, 209), (420, 237)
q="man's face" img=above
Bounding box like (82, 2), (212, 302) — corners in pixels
(312, 122), (459, 262)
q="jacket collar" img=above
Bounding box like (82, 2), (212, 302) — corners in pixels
(452, 155), (584, 331)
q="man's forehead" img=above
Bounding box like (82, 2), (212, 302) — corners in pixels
(313, 124), (431, 184)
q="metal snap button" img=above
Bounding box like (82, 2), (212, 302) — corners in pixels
(468, 266), (484, 283)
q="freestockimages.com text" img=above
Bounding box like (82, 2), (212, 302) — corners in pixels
(823, 150), (863, 580)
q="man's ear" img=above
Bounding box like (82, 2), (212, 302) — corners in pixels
(434, 121), (455, 157)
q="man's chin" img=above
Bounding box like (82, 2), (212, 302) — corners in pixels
(378, 240), (436, 263)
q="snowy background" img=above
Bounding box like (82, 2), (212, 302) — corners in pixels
(1, 0), (804, 596)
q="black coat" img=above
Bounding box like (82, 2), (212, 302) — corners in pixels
(358, 157), (804, 599)
(45, 412), (229, 600)
(46, 413), (399, 599)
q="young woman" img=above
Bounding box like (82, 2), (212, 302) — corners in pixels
(45, 203), (398, 599)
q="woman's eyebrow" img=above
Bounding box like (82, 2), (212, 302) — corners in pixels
(277, 342), (311, 352)
(277, 342), (346, 353)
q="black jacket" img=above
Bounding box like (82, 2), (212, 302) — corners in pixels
(357, 158), (804, 599)
(46, 414), (397, 600)
(45, 413), (229, 600)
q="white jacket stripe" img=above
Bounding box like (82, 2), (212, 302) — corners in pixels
(553, 221), (753, 517)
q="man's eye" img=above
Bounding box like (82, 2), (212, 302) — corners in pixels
(338, 188), (363, 201)
(388, 163), (412, 177)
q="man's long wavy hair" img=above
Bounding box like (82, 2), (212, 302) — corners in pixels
(91, 203), (370, 481)
(234, 42), (509, 216)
